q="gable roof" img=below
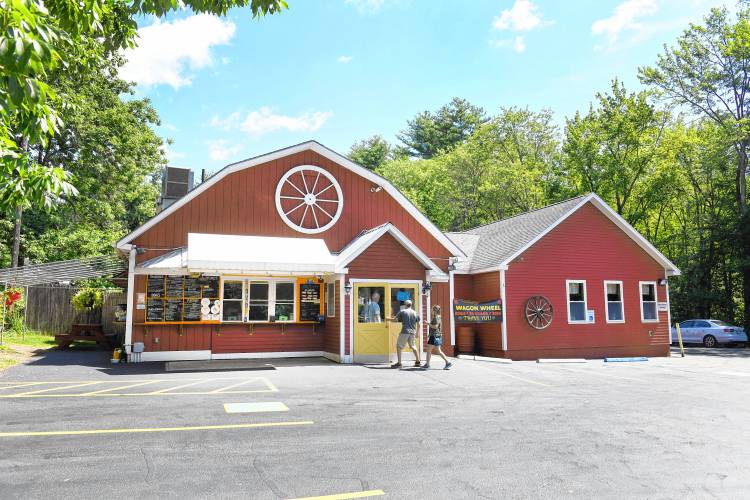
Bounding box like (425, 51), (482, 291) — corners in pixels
(448, 193), (680, 276)
(335, 222), (447, 279)
(116, 141), (465, 258)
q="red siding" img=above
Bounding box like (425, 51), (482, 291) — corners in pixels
(430, 282), (454, 356)
(347, 233), (427, 281)
(503, 202), (669, 360)
(470, 271), (502, 356)
(211, 324), (323, 354)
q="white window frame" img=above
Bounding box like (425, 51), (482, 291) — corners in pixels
(639, 281), (659, 323)
(221, 279), (245, 323)
(604, 280), (625, 324)
(326, 282), (336, 318)
(219, 277), (298, 324)
(566, 279), (589, 324)
(272, 281), (296, 323)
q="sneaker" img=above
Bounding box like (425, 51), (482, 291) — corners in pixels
(391, 362), (402, 369)
(414, 361), (422, 367)
(444, 362), (453, 370)
(422, 364), (430, 370)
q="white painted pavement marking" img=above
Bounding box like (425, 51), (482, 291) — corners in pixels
(224, 402), (289, 413)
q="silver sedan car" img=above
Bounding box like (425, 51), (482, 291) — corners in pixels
(671, 319), (748, 348)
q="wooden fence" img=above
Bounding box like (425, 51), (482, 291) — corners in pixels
(23, 286), (126, 337)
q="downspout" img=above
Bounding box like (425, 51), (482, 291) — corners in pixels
(665, 269), (672, 346)
(124, 246), (136, 361)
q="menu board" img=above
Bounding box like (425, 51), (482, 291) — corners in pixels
(147, 299), (164, 321)
(164, 298), (183, 322)
(183, 300), (202, 321)
(201, 276), (219, 298)
(165, 276), (184, 297)
(147, 275), (165, 297)
(184, 277), (203, 298)
(299, 283), (322, 321)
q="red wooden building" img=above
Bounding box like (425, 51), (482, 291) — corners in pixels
(116, 141), (679, 363)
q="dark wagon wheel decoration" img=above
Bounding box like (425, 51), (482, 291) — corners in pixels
(525, 295), (554, 330)
(275, 165), (344, 234)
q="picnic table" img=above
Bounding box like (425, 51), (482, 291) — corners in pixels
(55, 324), (117, 350)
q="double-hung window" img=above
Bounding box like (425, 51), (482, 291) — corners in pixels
(222, 280), (244, 322)
(567, 280), (588, 323)
(640, 281), (658, 322)
(247, 280), (296, 322)
(247, 282), (270, 321)
(604, 281), (624, 323)
(274, 282), (295, 321)
(326, 282), (336, 318)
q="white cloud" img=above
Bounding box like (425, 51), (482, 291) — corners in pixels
(209, 107), (334, 137)
(493, 0), (550, 31)
(120, 14), (236, 89)
(159, 143), (186, 163)
(207, 139), (242, 161)
(592, 0), (659, 45)
(337, 55), (353, 63)
(345, 0), (386, 13)
(493, 36), (527, 53)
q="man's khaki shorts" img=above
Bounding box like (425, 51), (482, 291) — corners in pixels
(397, 333), (416, 350)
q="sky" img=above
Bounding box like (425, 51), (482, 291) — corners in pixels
(118, 0), (733, 177)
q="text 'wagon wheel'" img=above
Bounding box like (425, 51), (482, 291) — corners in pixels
(275, 165), (344, 234)
(525, 295), (553, 330)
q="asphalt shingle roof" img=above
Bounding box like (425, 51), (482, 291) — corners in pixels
(446, 195), (587, 272)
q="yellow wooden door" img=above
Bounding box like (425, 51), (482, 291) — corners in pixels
(387, 284), (420, 361)
(353, 283), (390, 362)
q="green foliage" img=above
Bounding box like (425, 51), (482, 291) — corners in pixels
(397, 97), (489, 158)
(349, 135), (395, 170)
(71, 287), (103, 311)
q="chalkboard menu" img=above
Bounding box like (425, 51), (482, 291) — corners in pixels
(147, 275), (165, 297)
(184, 277), (203, 298)
(183, 300), (202, 321)
(201, 276), (219, 298)
(147, 299), (164, 321)
(164, 298), (183, 322)
(145, 274), (219, 323)
(299, 283), (322, 321)
(165, 276), (184, 297)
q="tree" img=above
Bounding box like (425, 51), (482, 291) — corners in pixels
(0, 0), (287, 266)
(349, 135), (394, 170)
(2, 51), (164, 266)
(397, 97), (488, 158)
(639, 4), (750, 328)
(563, 80), (668, 226)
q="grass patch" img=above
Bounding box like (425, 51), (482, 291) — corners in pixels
(0, 330), (56, 348)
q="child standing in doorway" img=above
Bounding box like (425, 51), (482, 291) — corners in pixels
(424, 305), (452, 370)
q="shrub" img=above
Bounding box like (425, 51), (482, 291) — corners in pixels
(71, 288), (104, 312)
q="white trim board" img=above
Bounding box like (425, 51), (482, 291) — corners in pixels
(211, 351), (326, 360)
(116, 141), (465, 259)
(139, 350), (211, 362)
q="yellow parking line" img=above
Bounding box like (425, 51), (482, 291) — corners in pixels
(0, 420), (314, 438)
(0, 389), (277, 398)
(209, 378), (259, 393)
(79, 380), (161, 396)
(147, 379), (212, 394)
(0, 382), (44, 390)
(263, 378), (280, 392)
(290, 490), (385, 500)
(12, 382), (101, 396)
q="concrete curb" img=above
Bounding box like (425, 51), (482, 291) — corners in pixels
(536, 358), (587, 364)
(457, 354), (513, 364)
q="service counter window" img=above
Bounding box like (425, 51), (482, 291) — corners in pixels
(222, 280), (244, 322)
(640, 281), (658, 322)
(604, 281), (624, 323)
(567, 280), (588, 323)
(274, 282), (295, 321)
(248, 282), (270, 321)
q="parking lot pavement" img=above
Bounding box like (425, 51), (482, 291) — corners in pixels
(1, 349), (749, 499)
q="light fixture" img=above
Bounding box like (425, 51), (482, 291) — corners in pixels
(370, 185), (383, 193)
(658, 278), (667, 286)
(344, 282), (353, 296)
(422, 282), (432, 295)
(135, 246), (146, 255)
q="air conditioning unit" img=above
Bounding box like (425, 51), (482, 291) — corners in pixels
(157, 167), (194, 212)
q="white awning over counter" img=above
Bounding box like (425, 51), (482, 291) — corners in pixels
(186, 233), (336, 274)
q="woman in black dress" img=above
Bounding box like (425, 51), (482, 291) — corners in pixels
(424, 305), (452, 370)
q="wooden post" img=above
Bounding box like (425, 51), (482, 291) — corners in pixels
(675, 323), (685, 358)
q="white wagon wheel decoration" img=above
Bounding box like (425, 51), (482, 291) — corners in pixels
(525, 295), (553, 330)
(275, 165), (344, 234)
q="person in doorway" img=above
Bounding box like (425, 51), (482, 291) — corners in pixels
(387, 299), (421, 369)
(424, 305), (452, 370)
(363, 290), (382, 323)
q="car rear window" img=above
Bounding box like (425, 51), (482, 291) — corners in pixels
(710, 320), (731, 327)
